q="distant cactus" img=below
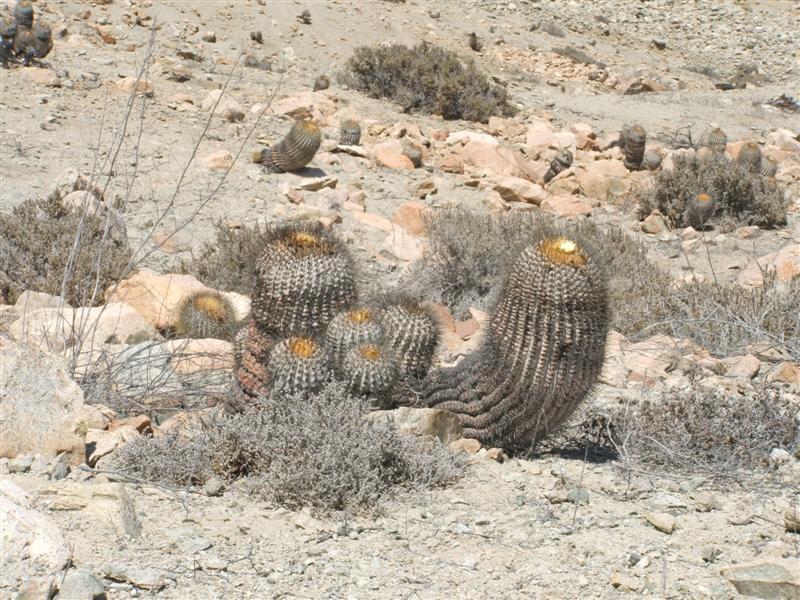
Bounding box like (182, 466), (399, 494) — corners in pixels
(380, 295), (440, 380)
(543, 149), (573, 183)
(339, 119), (361, 145)
(13, 0), (33, 28)
(252, 120), (322, 173)
(232, 319), (274, 406)
(0, 17), (16, 60)
(251, 222), (357, 337)
(760, 157), (778, 177)
(467, 32), (483, 52)
(175, 290), (238, 340)
(268, 336), (331, 395)
(31, 21), (52, 59)
(736, 142), (762, 174)
(325, 307), (384, 367)
(684, 192), (716, 229)
(642, 148), (663, 171)
(402, 142), (423, 168)
(421, 237), (609, 448)
(622, 124), (646, 171)
(340, 343), (398, 400)
(707, 127), (728, 155)
(313, 74), (330, 92)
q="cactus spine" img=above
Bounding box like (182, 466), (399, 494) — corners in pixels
(252, 120), (322, 173)
(339, 119), (361, 146)
(251, 223), (357, 337)
(340, 343), (398, 400)
(623, 124), (646, 171)
(325, 307), (384, 367)
(268, 336), (331, 395)
(420, 237), (610, 448)
(684, 192), (716, 229)
(380, 295), (440, 381)
(543, 149), (573, 183)
(175, 290), (238, 340)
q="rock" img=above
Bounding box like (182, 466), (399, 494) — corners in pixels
(201, 90), (244, 122)
(0, 340), (88, 463)
(392, 201), (428, 236)
(8, 302), (155, 352)
(540, 194), (592, 217)
(737, 244), (800, 288)
(567, 488), (590, 505)
(413, 179), (437, 199)
(14, 291), (70, 312)
(642, 212), (667, 234)
(85, 425), (140, 466)
(114, 77), (154, 97)
(103, 564), (172, 591)
(493, 177), (548, 205)
(446, 131), (499, 146)
(645, 512), (675, 533)
(768, 448), (791, 467)
(294, 175), (338, 191)
(485, 448), (507, 463)
(375, 149), (414, 170)
(18, 67), (62, 87)
(165, 338), (235, 374)
(767, 362), (800, 384)
(201, 31), (216, 43)
(0, 480), (71, 583)
(784, 506), (800, 533)
(269, 90), (337, 123)
(8, 456), (34, 473)
(694, 491), (721, 512)
(199, 151), (234, 171)
(105, 270), (210, 330)
(767, 129), (800, 155)
(59, 569), (106, 599)
(720, 354), (761, 379)
(203, 477), (225, 497)
(381, 228), (424, 262)
(721, 559), (800, 599)
(439, 140), (538, 180)
(352, 211), (393, 233)
(366, 408), (463, 443)
(109, 415), (152, 434)
(449, 438), (481, 454)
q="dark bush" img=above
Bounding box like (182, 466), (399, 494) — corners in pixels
(638, 154), (788, 228)
(552, 45), (606, 68)
(0, 193), (131, 306)
(338, 43), (516, 123)
(114, 383), (463, 512)
(178, 220), (272, 294)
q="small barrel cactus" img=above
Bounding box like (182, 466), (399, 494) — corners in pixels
(339, 119), (361, 146)
(707, 127), (728, 155)
(623, 124), (646, 171)
(736, 141), (762, 174)
(339, 343), (398, 400)
(14, 0), (33, 28)
(380, 295), (440, 381)
(1, 17), (17, 57)
(252, 119), (322, 173)
(760, 156), (778, 178)
(684, 192), (716, 229)
(543, 149), (573, 183)
(642, 148), (663, 171)
(32, 22), (52, 59)
(402, 143), (423, 168)
(313, 74), (330, 92)
(421, 236), (610, 449)
(268, 336), (331, 396)
(175, 290), (238, 340)
(325, 307), (384, 367)
(251, 223), (357, 337)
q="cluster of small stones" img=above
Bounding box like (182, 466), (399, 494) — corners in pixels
(0, 0), (53, 65)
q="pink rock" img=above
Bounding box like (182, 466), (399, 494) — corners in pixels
(426, 303), (456, 332)
(455, 140), (538, 180)
(85, 425), (140, 465)
(114, 76), (153, 96)
(352, 211), (393, 232)
(269, 90), (337, 123)
(382, 228), (424, 262)
(493, 177), (548, 205)
(392, 202), (428, 236)
(720, 354), (761, 379)
(736, 244), (800, 288)
(641, 212), (667, 234)
(166, 338), (235, 374)
(767, 362), (800, 384)
(586, 159), (629, 178)
(446, 130), (499, 146)
(375, 149), (414, 170)
(571, 123), (598, 150)
(541, 194), (592, 217)
(200, 151), (233, 171)
(450, 438), (481, 454)
(766, 129), (800, 156)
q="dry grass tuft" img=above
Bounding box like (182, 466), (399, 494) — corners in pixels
(339, 42), (516, 123)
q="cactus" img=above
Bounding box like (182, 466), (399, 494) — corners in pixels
(313, 74), (330, 91)
(32, 21), (52, 59)
(623, 124), (646, 171)
(251, 222), (357, 337)
(760, 156), (778, 178)
(268, 336), (331, 395)
(467, 32), (483, 52)
(642, 148), (663, 171)
(339, 119), (361, 146)
(707, 127), (728, 155)
(402, 142), (423, 168)
(684, 192), (716, 229)
(325, 307), (384, 367)
(543, 149), (573, 183)
(420, 236), (610, 448)
(736, 142), (762, 174)
(339, 343), (398, 400)
(0, 17), (16, 61)
(175, 290), (238, 340)
(232, 319), (274, 407)
(252, 120), (322, 173)
(379, 294), (440, 381)
(13, 0), (33, 28)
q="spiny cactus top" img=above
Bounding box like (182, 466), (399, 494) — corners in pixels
(251, 223), (357, 336)
(707, 127), (728, 155)
(684, 192), (715, 229)
(339, 119), (361, 146)
(175, 290), (238, 341)
(253, 120), (322, 173)
(340, 343), (398, 399)
(325, 306), (384, 366)
(422, 236), (610, 449)
(268, 336), (331, 396)
(543, 149), (573, 183)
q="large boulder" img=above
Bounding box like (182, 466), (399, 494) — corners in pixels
(0, 338), (94, 464)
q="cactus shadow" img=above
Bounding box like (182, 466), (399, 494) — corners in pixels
(291, 167), (327, 178)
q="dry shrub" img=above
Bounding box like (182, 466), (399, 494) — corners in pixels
(113, 432), (210, 486)
(611, 383), (798, 474)
(638, 155), (788, 228)
(552, 45), (606, 68)
(178, 220), (272, 294)
(339, 43), (516, 123)
(114, 383), (463, 512)
(0, 193), (131, 305)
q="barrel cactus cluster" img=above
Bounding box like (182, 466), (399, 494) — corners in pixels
(232, 221), (611, 450)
